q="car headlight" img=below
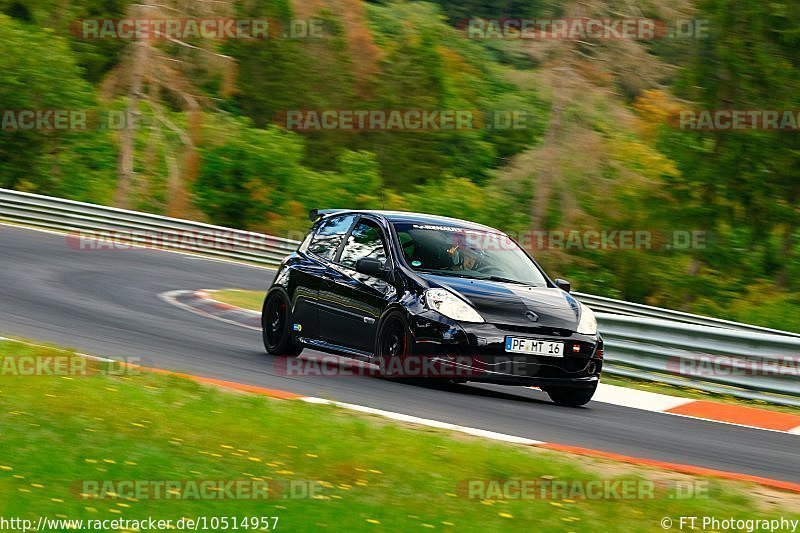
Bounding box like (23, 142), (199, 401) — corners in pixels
(425, 288), (484, 323)
(576, 303), (598, 335)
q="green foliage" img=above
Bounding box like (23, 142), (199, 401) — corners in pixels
(194, 119), (310, 229)
(0, 14), (116, 199)
(658, 0), (800, 297)
(0, 0), (131, 81)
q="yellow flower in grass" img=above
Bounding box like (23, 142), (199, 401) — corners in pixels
(366, 519), (380, 525)
(499, 513), (513, 519)
(0, 465), (12, 471)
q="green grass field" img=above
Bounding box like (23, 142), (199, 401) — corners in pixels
(211, 289), (265, 313)
(0, 338), (797, 531)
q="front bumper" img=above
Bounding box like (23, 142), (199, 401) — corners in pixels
(408, 311), (603, 388)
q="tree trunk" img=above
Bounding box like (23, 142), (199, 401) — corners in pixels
(114, 2), (151, 208)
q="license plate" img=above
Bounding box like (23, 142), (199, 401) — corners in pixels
(504, 337), (564, 357)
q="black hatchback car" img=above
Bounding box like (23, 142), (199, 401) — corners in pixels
(262, 209), (603, 406)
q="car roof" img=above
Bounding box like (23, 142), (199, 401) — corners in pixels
(319, 210), (503, 234)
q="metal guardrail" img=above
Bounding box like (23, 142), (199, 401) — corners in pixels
(0, 188), (298, 266)
(596, 314), (800, 407)
(1, 188), (798, 406)
(576, 292), (800, 338)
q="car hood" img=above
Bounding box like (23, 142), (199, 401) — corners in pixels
(421, 274), (580, 329)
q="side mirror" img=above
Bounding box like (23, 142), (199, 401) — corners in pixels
(554, 278), (571, 293)
(355, 257), (384, 278)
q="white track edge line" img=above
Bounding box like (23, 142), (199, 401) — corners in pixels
(300, 396), (544, 445)
(159, 290), (261, 331)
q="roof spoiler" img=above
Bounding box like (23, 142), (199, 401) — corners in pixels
(309, 209), (348, 222)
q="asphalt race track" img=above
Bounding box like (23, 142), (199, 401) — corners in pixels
(1, 224), (796, 483)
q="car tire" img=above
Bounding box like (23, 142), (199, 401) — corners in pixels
(545, 383), (597, 407)
(261, 291), (302, 356)
(374, 313), (414, 379)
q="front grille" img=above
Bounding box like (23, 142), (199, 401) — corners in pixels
(493, 323), (572, 337)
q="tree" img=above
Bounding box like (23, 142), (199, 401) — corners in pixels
(100, 0), (236, 216)
(0, 14), (115, 197)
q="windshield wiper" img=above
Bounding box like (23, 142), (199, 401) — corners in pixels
(484, 276), (534, 286)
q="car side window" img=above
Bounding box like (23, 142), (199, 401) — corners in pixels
(307, 215), (356, 260)
(339, 220), (388, 269)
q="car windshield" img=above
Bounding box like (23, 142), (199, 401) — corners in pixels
(393, 223), (548, 286)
